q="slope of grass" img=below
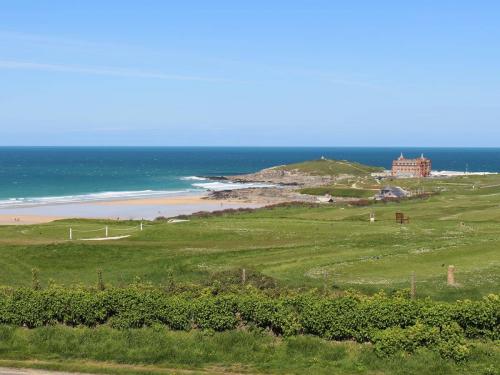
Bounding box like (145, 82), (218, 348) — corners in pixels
(299, 186), (376, 198)
(1, 174), (500, 374)
(0, 175), (499, 301)
(0, 326), (497, 375)
(277, 158), (384, 176)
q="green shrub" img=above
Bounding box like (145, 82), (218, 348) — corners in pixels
(0, 285), (496, 361)
(373, 322), (471, 361)
(373, 322), (440, 356)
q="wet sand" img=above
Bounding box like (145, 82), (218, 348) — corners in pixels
(0, 193), (264, 225)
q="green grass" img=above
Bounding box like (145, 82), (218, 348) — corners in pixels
(1, 174), (500, 374)
(299, 186), (376, 198)
(0, 175), (499, 301)
(277, 158), (384, 176)
(0, 325), (497, 375)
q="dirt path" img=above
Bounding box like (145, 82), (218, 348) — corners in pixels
(0, 369), (91, 375)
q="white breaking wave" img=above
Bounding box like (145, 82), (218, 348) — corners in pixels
(180, 175), (276, 191)
(192, 181), (276, 191)
(180, 176), (208, 181)
(431, 171), (497, 177)
(0, 178), (277, 209)
(0, 189), (198, 209)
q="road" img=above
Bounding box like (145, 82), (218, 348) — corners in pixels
(0, 369), (92, 375)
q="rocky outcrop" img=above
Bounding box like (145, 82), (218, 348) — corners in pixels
(206, 187), (320, 204)
(202, 160), (375, 204)
(225, 167), (336, 187)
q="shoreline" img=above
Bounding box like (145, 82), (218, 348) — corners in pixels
(0, 192), (264, 225)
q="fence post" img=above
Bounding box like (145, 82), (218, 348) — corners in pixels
(410, 272), (416, 299)
(105, 226), (108, 237)
(69, 227), (72, 240)
(323, 271), (329, 293)
(241, 268), (246, 285)
(447, 265), (455, 286)
(97, 269), (105, 291)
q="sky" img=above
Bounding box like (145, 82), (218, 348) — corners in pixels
(0, 1), (499, 147)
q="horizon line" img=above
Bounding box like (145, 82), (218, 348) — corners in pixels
(1, 145), (499, 149)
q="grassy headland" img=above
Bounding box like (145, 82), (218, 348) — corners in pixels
(276, 158), (384, 176)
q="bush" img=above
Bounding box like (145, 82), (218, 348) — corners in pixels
(0, 285), (496, 361)
(373, 322), (470, 361)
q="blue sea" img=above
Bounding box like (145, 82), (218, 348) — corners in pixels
(1, 147), (499, 207)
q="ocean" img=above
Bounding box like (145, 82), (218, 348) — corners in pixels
(1, 147), (499, 207)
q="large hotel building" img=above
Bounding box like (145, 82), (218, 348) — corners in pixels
(392, 153), (432, 178)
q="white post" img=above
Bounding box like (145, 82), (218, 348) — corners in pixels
(140, 222), (143, 231)
(105, 226), (108, 237)
(69, 227), (73, 240)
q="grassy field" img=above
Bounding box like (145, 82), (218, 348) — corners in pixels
(277, 158), (384, 176)
(0, 174), (498, 301)
(0, 174), (499, 374)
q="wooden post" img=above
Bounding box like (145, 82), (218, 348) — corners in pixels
(323, 271), (328, 293)
(140, 222), (143, 231)
(241, 268), (246, 285)
(69, 227), (72, 240)
(447, 265), (455, 285)
(97, 269), (105, 291)
(410, 272), (416, 299)
(105, 226), (108, 237)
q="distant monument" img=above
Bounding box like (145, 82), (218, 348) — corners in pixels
(392, 153), (431, 178)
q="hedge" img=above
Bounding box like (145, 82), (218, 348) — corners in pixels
(0, 286), (497, 361)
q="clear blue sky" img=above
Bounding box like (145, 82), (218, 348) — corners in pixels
(1, 1), (499, 146)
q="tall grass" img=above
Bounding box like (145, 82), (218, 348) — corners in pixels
(0, 325), (497, 375)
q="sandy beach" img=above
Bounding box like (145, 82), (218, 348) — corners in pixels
(96, 195), (216, 206)
(0, 214), (64, 225)
(0, 193), (264, 225)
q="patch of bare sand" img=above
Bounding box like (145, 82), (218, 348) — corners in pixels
(0, 215), (62, 225)
(95, 195), (240, 206)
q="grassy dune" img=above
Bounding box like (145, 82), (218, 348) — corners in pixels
(0, 174), (498, 301)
